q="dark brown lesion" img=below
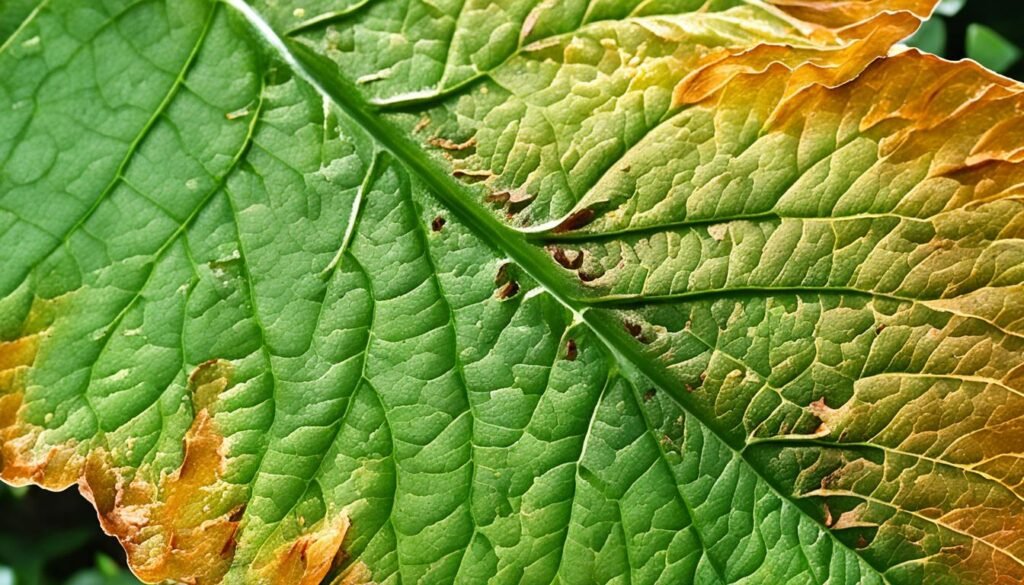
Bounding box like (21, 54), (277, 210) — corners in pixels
(565, 338), (578, 361)
(551, 208), (595, 234)
(494, 263), (520, 300)
(548, 246), (584, 270)
(623, 319), (655, 344)
(485, 188), (535, 217)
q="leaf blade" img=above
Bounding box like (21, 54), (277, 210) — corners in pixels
(4, 1), (1024, 584)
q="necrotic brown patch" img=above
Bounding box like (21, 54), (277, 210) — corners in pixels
(80, 409), (247, 585)
(74, 360), (247, 585)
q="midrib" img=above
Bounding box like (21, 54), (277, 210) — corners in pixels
(222, 1), (894, 581)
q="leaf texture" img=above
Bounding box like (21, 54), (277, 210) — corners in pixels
(2, 1), (1024, 584)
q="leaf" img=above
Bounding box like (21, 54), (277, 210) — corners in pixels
(966, 23), (1022, 73)
(1, 1), (1023, 584)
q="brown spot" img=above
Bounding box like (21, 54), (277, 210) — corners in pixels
(220, 505), (247, 558)
(565, 339), (578, 361)
(624, 321), (642, 337)
(496, 280), (520, 300)
(428, 136), (476, 152)
(642, 388), (657, 402)
(494, 262), (519, 299)
(808, 397), (837, 424)
(577, 271), (599, 283)
(875, 324), (886, 334)
(485, 189), (536, 216)
(623, 320), (652, 344)
(831, 510), (873, 531)
(485, 191), (510, 205)
(620, 165), (631, 173)
(431, 216), (446, 232)
(413, 116), (430, 133)
(495, 263), (511, 286)
(452, 169), (493, 183)
(552, 208), (595, 234)
(550, 247), (584, 270)
(823, 502), (834, 527)
(855, 534), (869, 549)
(506, 190), (535, 215)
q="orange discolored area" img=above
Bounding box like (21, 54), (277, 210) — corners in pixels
(765, 0), (936, 28)
(674, 10), (927, 107)
(0, 332), (79, 488)
(0, 334), (38, 430)
(257, 513), (352, 585)
(78, 358), (246, 585)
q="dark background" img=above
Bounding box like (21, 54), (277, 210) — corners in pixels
(1, 1), (1022, 584)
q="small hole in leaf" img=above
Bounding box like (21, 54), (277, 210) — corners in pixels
(624, 320), (651, 343)
(550, 247), (584, 269)
(565, 338), (578, 361)
(496, 280), (520, 300)
(552, 208), (595, 234)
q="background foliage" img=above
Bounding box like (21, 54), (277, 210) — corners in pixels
(1, 0), (1021, 583)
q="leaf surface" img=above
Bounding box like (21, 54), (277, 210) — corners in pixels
(2, 1), (1024, 584)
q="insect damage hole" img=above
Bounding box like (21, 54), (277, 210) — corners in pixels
(494, 263), (520, 300)
(565, 338), (578, 361)
(549, 246), (584, 270)
(623, 320), (654, 344)
(552, 208), (595, 234)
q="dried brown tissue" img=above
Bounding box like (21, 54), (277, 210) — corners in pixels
(255, 512), (356, 585)
(0, 347), (357, 585)
(77, 358), (246, 584)
(672, 9), (929, 108)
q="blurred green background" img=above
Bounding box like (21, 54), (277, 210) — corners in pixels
(1, 1), (1022, 584)
(907, 0), (1024, 77)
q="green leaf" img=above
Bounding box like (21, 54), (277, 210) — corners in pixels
(65, 569), (139, 585)
(966, 23), (1022, 73)
(93, 555), (121, 579)
(1, 1), (1023, 584)
(905, 16), (947, 56)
